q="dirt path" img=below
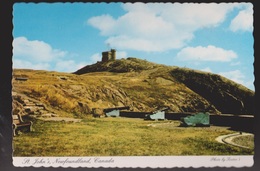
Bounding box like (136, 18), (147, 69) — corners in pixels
(38, 117), (82, 123)
(216, 132), (254, 149)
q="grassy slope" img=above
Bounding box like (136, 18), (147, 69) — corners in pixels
(171, 68), (254, 114)
(75, 57), (255, 115)
(13, 57), (254, 119)
(13, 117), (253, 156)
(12, 67), (217, 118)
(12, 58), (255, 156)
(232, 135), (254, 149)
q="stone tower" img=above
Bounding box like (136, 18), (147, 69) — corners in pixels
(101, 49), (116, 62)
(111, 49), (116, 60)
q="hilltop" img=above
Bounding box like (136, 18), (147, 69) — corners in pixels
(12, 57), (255, 119)
(73, 57), (165, 74)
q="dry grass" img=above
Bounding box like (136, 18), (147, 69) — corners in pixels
(12, 61), (254, 117)
(12, 67), (255, 157)
(13, 117), (254, 157)
(232, 135), (254, 149)
(12, 68), (199, 116)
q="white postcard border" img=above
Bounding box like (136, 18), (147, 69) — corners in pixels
(13, 155), (254, 168)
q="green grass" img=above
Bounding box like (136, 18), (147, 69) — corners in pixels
(13, 117), (254, 156)
(232, 135), (254, 149)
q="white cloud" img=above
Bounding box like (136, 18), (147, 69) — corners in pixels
(201, 67), (212, 73)
(13, 37), (67, 62)
(90, 53), (102, 63)
(54, 60), (89, 73)
(229, 3), (253, 32)
(154, 3), (235, 30)
(13, 36), (87, 73)
(13, 59), (50, 70)
(13, 58), (87, 73)
(176, 45), (237, 62)
(218, 70), (254, 90)
(116, 51), (127, 59)
(230, 61), (241, 66)
(87, 3), (240, 52)
(87, 15), (116, 36)
(218, 70), (246, 85)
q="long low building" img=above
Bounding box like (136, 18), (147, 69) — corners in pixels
(103, 106), (130, 117)
(120, 111), (254, 133)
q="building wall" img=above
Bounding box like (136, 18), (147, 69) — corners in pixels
(102, 52), (111, 62)
(149, 111), (165, 120)
(111, 49), (116, 60)
(102, 49), (116, 62)
(105, 110), (120, 117)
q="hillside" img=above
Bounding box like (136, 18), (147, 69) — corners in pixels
(12, 57), (255, 119)
(73, 57), (164, 74)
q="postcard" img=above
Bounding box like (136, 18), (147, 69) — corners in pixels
(5, 1), (257, 169)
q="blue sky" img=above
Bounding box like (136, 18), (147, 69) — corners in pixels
(12, 2), (254, 91)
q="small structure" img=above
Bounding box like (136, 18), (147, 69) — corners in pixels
(145, 107), (169, 120)
(103, 106), (130, 117)
(181, 112), (210, 127)
(59, 77), (67, 80)
(102, 49), (116, 62)
(15, 77), (28, 81)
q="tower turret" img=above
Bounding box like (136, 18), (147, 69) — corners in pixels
(111, 49), (116, 60)
(101, 49), (116, 62)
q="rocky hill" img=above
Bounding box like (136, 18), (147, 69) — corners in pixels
(12, 57), (255, 119)
(73, 57), (163, 74)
